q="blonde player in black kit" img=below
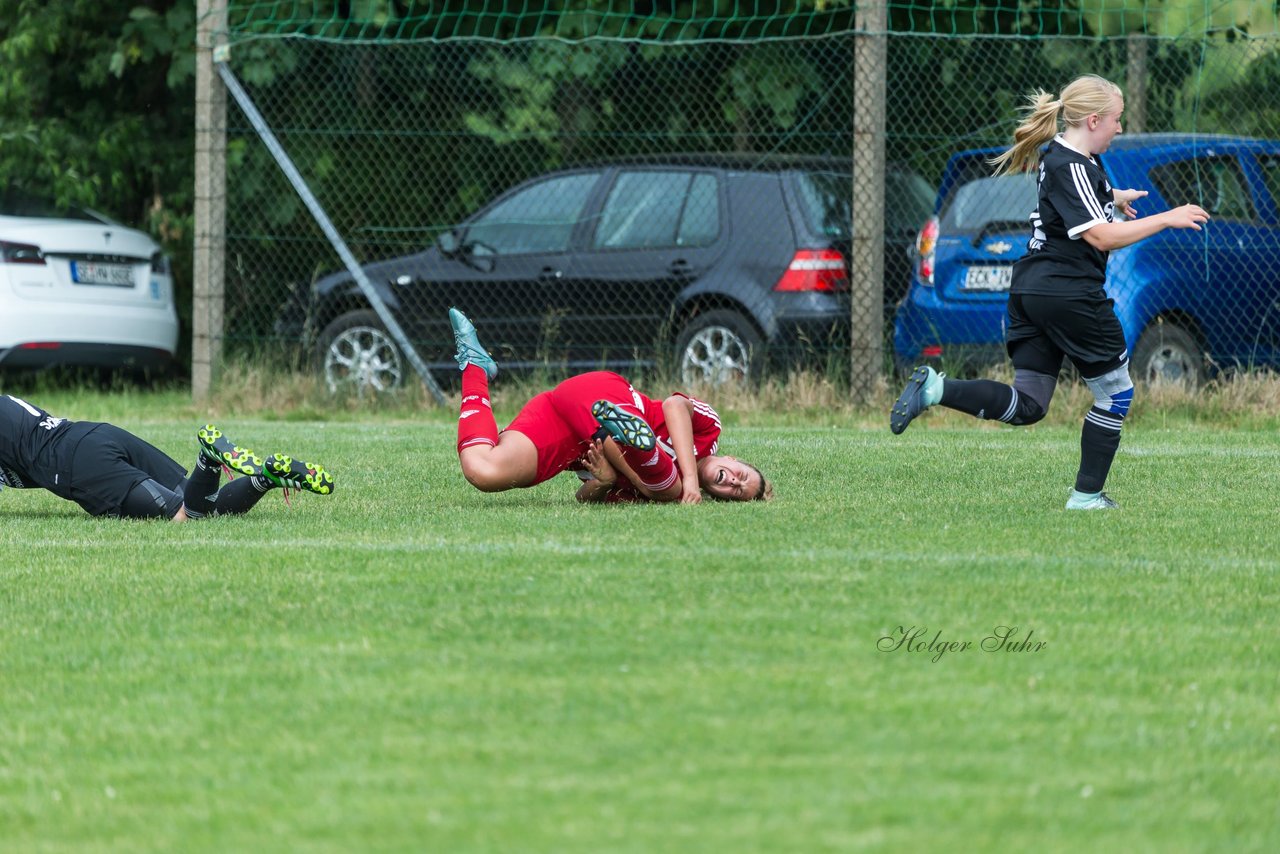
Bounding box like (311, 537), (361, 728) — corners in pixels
(890, 74), (1210, 509)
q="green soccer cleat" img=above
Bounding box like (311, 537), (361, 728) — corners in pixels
(890, 365), (945, 434)
(197, 424), (264, 476)
(591, 400), (656, 451)
(263, 454), (335, 495)
(448, 307), (498, 379)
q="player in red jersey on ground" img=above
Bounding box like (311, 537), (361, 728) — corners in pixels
(449, 308), (770, 504)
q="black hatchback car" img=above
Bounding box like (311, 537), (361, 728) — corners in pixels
(291, 154), (933, 392)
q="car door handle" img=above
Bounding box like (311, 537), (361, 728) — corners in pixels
(539, 267), (562, 282)
(669, 259), (695, 279)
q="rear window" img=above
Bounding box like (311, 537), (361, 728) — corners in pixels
(939, 173), (1038, 235)
(0, 190), (101, 221)
(794, 168), (934, 238)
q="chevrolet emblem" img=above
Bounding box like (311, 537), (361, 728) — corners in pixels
(985, 240), (1013, 255)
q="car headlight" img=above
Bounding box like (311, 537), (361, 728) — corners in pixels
(150, 251), (172, 275)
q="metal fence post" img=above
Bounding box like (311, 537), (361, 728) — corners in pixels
(852, 0), (888, 402)
(193, 0), (227, 404)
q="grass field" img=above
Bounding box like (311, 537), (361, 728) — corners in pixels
(2, 385), (1278, 851)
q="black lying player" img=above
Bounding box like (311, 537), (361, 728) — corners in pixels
(0, 394), (334, 521)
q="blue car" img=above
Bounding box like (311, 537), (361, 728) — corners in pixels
(894, 133), (1280, 386)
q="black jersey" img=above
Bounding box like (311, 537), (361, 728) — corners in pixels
(1, 395), (187, 515)
(1011, 137), (1115, 297)
(0, 394), (77, 491)
(0, 394), (101, 497)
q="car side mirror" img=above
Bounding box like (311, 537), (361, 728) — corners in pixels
(469, 241), (497, 273)
(436, 229), (460, 257)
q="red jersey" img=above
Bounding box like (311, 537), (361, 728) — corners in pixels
(503, 371), (721, 488)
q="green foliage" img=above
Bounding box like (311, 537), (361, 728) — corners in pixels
(0, 0), (197, 353)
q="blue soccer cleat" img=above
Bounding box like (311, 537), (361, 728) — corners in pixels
(448, 307), (498, 379)
(591, 400), (656, 451)
(1065, 489), (1119, 510)
(890, 365), (945, 434)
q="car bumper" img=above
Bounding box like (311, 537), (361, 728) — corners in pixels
(0, 342), (175, 370)
(0, 302), (178, 369)
(893, 286), (1007, 368)
(765, 293), (851, 349)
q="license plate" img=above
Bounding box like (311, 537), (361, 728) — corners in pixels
(963, 265), (1012, 292)
(72, 261), (135, 287)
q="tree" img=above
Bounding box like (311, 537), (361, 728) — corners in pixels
(0, 1), (197, 349)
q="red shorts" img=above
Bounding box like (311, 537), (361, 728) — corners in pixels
(504, 372), (650, 486)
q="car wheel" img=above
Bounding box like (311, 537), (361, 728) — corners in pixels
(1132, 322), (1205, 390)
(675, 310), (763, 387)
(317, 309), (405, 395)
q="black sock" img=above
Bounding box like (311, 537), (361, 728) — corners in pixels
(1076, 407), (1124, 493)
(208, 476), (274, 516)
(181, 456), (223, 519)
(940, 379), (1015, 421)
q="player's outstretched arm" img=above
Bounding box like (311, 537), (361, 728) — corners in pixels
(1082, 203), (1209, 251)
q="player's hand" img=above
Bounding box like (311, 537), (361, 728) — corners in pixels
(680, 482), (703, 504)
(1165, 204), (1210, 230)
(1114, 187), (1147, 219)
(583, 439), (617, 486)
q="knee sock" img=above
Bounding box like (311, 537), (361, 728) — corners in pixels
(183, 455), (272, 517)
(940, 377), (1050, 425)
(940, 379), (1019, 422)
(1077, 364), (1133, 493)
(457, 364), (498, 453)
(1076, 408), (1124, 493)
(208, 476), (273, 515)
(616, 444), (678, 492)
(181, 455), (223, 519)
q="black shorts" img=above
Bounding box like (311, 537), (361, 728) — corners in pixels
(66, 424), (187, 518)
(1005, 291), (1128, 377)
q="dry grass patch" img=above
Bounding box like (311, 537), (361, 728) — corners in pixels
(192, 358), (1280, 428)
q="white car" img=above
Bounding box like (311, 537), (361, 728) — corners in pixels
(0, 198), (178, 371)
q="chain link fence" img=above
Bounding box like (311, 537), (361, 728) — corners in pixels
(206, 2), (1280, 397)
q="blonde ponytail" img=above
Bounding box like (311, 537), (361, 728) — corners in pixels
(990, 75), (1124, 175)
(990, 90), (1062, 175)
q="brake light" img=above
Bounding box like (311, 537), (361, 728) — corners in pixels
(774, 249), (848, 292)
(921, 345), (943, 358)
(915, 216), (939, 286)
(1, 240), (46, 265)
(19, 342), (61, 350)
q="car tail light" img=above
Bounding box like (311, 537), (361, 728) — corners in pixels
(1, 240), (46, 265)
(921, 345), (943, 358)
(151, 251), (171, 275)
(19, 342), (62, 350)
(773, 249), (848, 292)
(915, 216), (939, 286)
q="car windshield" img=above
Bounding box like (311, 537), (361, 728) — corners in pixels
(795, 169), (934, 238)
(939, 174), (1038, 234)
